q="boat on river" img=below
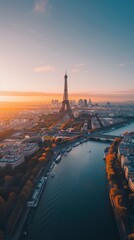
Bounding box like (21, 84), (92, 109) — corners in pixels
(51, 172), (55, 178)
(27, 177), (47, 208)
(80, 139), (87, 143)
(72, 142), (80, 147)
(104, 147), (109, 153)
(103, 147), (109, 160)
(48, 162), (55, 172)
(55, 154), (62, 163)
(66, 146), (72, 152)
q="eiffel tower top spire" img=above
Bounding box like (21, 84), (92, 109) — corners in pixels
(63, 72), (68, 101)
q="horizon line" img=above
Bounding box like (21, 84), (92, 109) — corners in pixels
(0, 89), (134, 96)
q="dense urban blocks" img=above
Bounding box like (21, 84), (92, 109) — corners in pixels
(0, 101), (134, 239)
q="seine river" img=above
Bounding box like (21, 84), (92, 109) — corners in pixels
(28, 123), (134, 240)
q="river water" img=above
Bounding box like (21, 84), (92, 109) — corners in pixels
(28, 123), (134, 240)
(105, 122), (134, 136)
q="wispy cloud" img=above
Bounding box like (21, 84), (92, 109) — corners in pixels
(11, 23), (17, 27)
(34, 65), (54, 73)
(71, 63), (85, 73)
(118, 61), (134, 67)
(33, 0), (47, 13)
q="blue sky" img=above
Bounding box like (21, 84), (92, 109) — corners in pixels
(0, 0), (134, 96)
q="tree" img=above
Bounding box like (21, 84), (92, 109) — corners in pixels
(6, 192), (17, 216)
(0, 196), (6, 226)
(8, 192), (17, 201)
(109, 187), (119, 198)
(117, 206), (127, 217)
(39, 157), (45, 161)
(18, 192), (27, 204)
(4, 175), (13, 183)
(108, 172), (115, 182)
(42, 153), (46, 157)
(128, 233), (134, 240)
(115, 195), (123, 207)
(22, 186), (31, 197)
(29, 175), (35, 182)
(25, 180), (33, 188)
(52, 143), (56, 148)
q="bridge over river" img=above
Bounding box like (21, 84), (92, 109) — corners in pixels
(86, 133), (123, 141)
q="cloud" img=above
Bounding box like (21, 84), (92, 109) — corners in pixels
(34, 0), (47, 13)
(11, 23), (17, 27)
(71, 63), (85, 73)
(113, 89), (134, 94)
(118, 61), (134, 67)
(34, 65), (54, 73)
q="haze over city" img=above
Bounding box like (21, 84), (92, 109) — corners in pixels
(0, 0), (134, 102)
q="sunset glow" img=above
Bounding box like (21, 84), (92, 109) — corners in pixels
(0, 0), (134, 104)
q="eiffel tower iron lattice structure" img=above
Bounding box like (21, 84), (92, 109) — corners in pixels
(59, 73), (74, 119)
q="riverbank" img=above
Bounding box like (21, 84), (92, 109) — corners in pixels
(10, 157), (54, 240)
(109, 195), (127, 240)
(9, 121), (134, 240)
(27, 140), (120, 240)
(16, 136), (118, 240)
(12, 138), (82, 240)
(105, 139), (132, 240)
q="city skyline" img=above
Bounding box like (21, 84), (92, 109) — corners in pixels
(0, 0), (134, 102)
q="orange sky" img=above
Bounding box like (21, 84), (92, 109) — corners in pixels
(0, 90), (134, 103)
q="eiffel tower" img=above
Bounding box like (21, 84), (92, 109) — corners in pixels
(59, 73), (74, 119)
